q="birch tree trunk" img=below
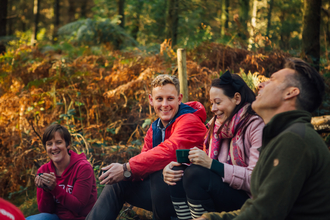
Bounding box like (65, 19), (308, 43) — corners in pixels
(248, 0), (267, 49)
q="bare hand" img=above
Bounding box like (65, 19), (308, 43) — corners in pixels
(163, 161), (184, 185)
(99, 163), (125, 185)
(188, 147), (212, 169)
(35, 175), (44, 188)
(40, 172), (57, 191)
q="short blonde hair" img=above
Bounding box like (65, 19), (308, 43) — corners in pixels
(151, 74), (180, 95)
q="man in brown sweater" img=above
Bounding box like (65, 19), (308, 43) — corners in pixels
(198, 58), (330, 220)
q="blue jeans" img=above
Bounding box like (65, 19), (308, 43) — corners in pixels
(26, 213), (61, 220)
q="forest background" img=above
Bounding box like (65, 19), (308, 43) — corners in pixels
(0, 0), (330, 219)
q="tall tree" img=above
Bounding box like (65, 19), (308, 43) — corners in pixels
(81, 0), (88, 18)
(239, 0), (250, 39)
(248, 0), (267, 49)
(53, 0), (60, 42)
(221, 0), (230, 37)
(68, 0), (75, 23)
(31, 0), (40, 45)
(166, 0), (179, 46)
(266, 0), (274, 37)
(131, 0), (144, 40)
(0, 0), (8, 37)
(0, 0), (7, 54)
(118, 0), (125, 28)
(302, 0), (322, 70)
(7, 0), (13, 36)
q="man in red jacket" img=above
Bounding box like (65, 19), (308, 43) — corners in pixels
(86, 74), (207, 220)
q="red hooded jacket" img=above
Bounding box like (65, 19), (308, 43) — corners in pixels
(0, 198), (25, 220)
(36, 151), (97, 220)
(129, 101), (207, 181)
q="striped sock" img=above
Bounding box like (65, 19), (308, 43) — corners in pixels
(188, 201), (207, 218)
(172, 198), (192, 220)
(187, 197), (216, 219)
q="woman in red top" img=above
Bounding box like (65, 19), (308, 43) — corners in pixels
(26, 124), (97, 220)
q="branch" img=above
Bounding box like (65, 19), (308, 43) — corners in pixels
(27, 117), (43, 145)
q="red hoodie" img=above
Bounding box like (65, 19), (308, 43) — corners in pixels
(129, 101), (207, 181)
(0, 198), (25, 220)
(36, 151), (97, 220)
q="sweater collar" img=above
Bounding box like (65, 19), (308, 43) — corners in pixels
(262, 110), (312, 148)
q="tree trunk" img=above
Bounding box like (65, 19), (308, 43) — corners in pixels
(81, 0), (88, 18)
(68, 0), (75, 23)
(248, 0), (257, 48)
(131, 0), (144, 40)
(279, 11), (289, 49)
(302, 0), (322, 71)
(31, 0), (40, 45)
(239, 0), (249, 39)
(323, 7), (330, 46)
(53, 0), (60, 42)
(221, 0), (230, 37)
(248, 0), (267, 49)
(266, 0), (274, 37)
(166, 0), (179, 46)
(0, 0), (6, 55)
(7, 0), (13, 35)
(0, 0), (8, 37)
(118, 0), (125, 29)
(225, 0), (229, 29)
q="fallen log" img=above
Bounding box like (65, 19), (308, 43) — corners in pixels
(311, 115), (330, 132)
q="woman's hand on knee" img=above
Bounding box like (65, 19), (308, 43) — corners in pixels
(188, 147), (213, 169)
(163, 161), (184, 185)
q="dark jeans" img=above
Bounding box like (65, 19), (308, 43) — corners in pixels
(170, 164), (249, 212)
(85, 170), (176, 220)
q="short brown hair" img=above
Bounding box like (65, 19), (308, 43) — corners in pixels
(284, 58), (325, 113)
(42, 124), (71, 148)
(151, 74), (180, 95)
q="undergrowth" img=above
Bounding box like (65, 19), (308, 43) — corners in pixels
(2, 41), (328, 218)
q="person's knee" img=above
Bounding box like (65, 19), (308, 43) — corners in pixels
(183, 165), (207, 183)
(26, 213), (60, 220)
(183, 165), (210, 197)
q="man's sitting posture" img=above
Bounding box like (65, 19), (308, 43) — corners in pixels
(199, 58), (330, 220)
(86, 74), (207, 220)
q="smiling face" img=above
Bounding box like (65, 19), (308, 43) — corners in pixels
(149, 84), (183, 127)
(252, 68), (296, 122)
(209, 87), (241, 124)
(46, 131), (70, 164)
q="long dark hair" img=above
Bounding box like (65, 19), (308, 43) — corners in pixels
(208, 74), (256, 139)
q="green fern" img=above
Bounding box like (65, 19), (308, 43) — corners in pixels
(57, 17), (138, 48)
(239, 68), (260, 92)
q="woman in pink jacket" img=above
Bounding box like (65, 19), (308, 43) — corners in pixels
(163, 71), (264, 219)
(26, 124), (97, 220)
